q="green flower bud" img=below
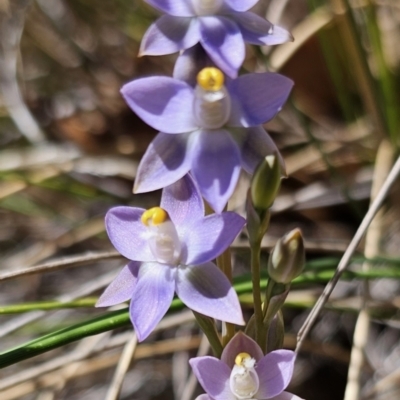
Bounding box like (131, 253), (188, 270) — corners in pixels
(250, 154), (282, 211)
(246, 189), (270, 245)
(268, 228), (305, 284)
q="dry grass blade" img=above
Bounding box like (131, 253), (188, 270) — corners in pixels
(105, 334), (138, 400)
(0, 250), (122, 282)
(269, 6), (333, 71)
(0, 0), (45, 142)
(296, 155), (400, 354)
(344, 140), (394, 400)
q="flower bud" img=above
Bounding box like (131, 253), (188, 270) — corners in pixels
(267, 228), (305, 284)
(250, 154), (281, 211)
(246, 190), (270, 245)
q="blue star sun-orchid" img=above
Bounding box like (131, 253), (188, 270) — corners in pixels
(141, 0), (292, 77)
(190, 332), (303, 400)
(96, 174), (245, 341)
(121, 67), (293, 213)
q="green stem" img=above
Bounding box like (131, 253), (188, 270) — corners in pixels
(217, 248), (236, 346)
(364, 0), (399, 145)
(0, 298), (98, 314)
(192, 311), (223, 357)
(0, 308), (131, 368)
(1, 265), (400, 368)
(250, 239), (265, 347)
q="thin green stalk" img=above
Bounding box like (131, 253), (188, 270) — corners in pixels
(363, 0), (399, 145)
(250, 239), (265, 347)
(192, 311), (223, 357)
(0, 298), (97, 314)
(308, 0), (355, 123)
(217, 248), (236, 346)
(1, 264), (400, 368)
(331, 0), (387, 138)
(0, 308), (131, 369)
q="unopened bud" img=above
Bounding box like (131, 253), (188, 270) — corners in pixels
(268, 228), (305, 284)
(251, 154), (281, 211)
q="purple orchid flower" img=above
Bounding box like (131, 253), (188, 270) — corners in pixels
(141, 0), (292, 77)
(121, 67), (293, 213)
(96, 174), (245, 341)
(190, 332), (303, 400)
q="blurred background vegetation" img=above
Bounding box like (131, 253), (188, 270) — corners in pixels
(0, 0), (400, 399)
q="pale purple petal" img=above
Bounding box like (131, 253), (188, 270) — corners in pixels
(257, 24), (293, 46)
(176, 262), (244, 325)
(199, 16), (244, 78)
(256, 350), (296, 398)
(145, 0), (196, 16)
(238, 126), (286, 174)
(134, 132), (193, 193)
(232, 12), (293, 45)
(191, 129), (241, 213)
(195, 395), (212, 400)
(224, 0), (259, 11)
(270, 392), (304, 400)
(105, 207), (155, 262)
(140, 15), (200, 56)
(221, 331), (264, 368)
(190, 357), (235, 400)
(182, 212), (245, 265)
(121, 77), (197, 134)
(160, 174), (204, 226)
(173, 44), (213, 87)
(130, 262), (175, 341)
(227, 73), (294, 127)
(96, 262), (140, 307)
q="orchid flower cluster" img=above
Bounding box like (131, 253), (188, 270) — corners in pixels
(97, 1), (306, 399)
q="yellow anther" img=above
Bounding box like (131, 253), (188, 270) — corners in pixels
(141, 207), (169, 226)
(197, 67), (224, 91)
(235, 352), (252, 366)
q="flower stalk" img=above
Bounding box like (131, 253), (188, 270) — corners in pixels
(250, 237), (266, 348)
(193, 311), (223, 357)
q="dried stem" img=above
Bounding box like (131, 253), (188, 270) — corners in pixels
(296, 154), (400, 353)
(105, 334), (138, 400)
(344, 140), (394, 400)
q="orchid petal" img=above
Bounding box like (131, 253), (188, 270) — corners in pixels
(191, 129), (241, 213)
(199, 16), (244, 78)
(270, 392), (304, 400)
(121, 77), (197, 134)
(130, 262), (175, 341)
(228, 73), (293, 127)
(176, 262), (244, 325)
(238, 126), (286, 174)
(224, 0), (259, 12)
(256, 350), (296, 398)
(145, 0), (196, 16)
(233, 12), (293, 45)
(105, 207), (155, 262)
(195, 395), (212, 400)
(182, 212), (245, 265)
(221, 331), (264, 368)
(140, 15), (200, 56)
(161, 174), (204, 226)
(96, 262), (140, 307)
(189, 357), (235, 400)
(134, 132), (193, 193)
